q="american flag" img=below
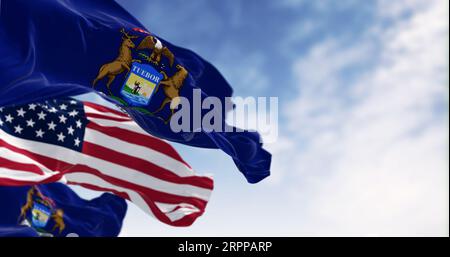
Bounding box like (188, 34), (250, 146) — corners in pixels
(0, 97), (213, 226)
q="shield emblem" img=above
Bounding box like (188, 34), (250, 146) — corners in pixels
(31, 202), (51, 228)
(120, 62), (163, 106)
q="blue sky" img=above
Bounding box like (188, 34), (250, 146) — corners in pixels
(72, 0), (448, 236)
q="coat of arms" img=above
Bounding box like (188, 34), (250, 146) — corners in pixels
(120, 62), (163, 106)
(31, 201), (51, 228)
(19, 186), (65, 236)
(92, 28), (188, 123)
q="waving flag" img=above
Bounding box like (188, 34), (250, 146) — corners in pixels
(0, 0), (271, 183)
(0, 183), (127, 237)
(0, 226), (39, 237)
(0, 96), (213, 226)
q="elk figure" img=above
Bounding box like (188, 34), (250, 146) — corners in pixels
(20, 187), (39, 220)
(51, 209), (65, 233)
(92, 28), (139, 94)
(152, 64), (188, 123)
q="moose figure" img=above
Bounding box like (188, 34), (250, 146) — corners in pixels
(92, 28), (140, 94)
(152, 64), (188, 123)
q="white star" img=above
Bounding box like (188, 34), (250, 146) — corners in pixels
(14, 125), (23, 134)
(37, 111), (47, 120)
(0, 119), (3, 126)
(57, 132), (66, 142)
(59, 115), (67, 124)
(76, 120), (82, 128)
(74, 137), (81, 147)
(47, 121), (57, 131)
(70, 100), (77, 105)
(68, 110), (79, 117)
(48, 107), (57, 113)
(17, 108), (26, 117)
(0, 107), (3, 112)
(28, 103), (37, 110)
(26, 119), (35, 127)
(5, 114), (13, 123)
(35, 129), (45, 138)
(67, 126), (75, 135)
(59, 104), (67, 110)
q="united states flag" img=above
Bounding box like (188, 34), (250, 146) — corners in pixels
(0, 98), (213, 226)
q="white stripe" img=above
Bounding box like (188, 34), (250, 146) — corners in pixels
(155, 202), (201, 222)
(84, 105), (131, 120)
(0, 152), (191, 223)
(0, 167), (56, 182)
(87, 117), (148, 135)
(0, 147), (56, 175)
(65, 172), (155, 218)
(0, 148), (67, 183)
(0, 161), (198, 223)
(85, 128), (197, 177)
(66, 172), (199, 222)
(0, 129), (212, 201)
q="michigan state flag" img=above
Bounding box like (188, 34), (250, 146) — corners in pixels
(0, 0), (271, 183)
(0, 183), (127, 237)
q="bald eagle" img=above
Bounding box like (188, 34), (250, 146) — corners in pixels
(137, 36), (175, 67)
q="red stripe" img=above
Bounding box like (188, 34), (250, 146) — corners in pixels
(0, 139), (73, 172)
(0, 139), (209, 209)
(87, 121), (192, 168)
(0, 156), (44, 175)
(63, 167), (208, 210)
(83, 101), (130, 118)
(0, 171), (204, 226)
(68, 179), (206, 227)
(83, 101), (189, 168)
(0, 175), (62, 186)
(67, 181), (130, 201)
(0, 174), (203, 226)
(86, 113), (131, 122)
(0, 136), (211, 226)
(82, 141), (212, 190)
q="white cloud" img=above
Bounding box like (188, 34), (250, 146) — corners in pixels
(114, 0), (448, 236)
(214, 44), (270, 94)
(275, 0), (449, 235)
(278, 0), (364, 11)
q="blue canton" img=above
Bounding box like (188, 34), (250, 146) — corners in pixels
(0, 99), (88, 151)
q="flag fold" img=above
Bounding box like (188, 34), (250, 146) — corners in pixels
(0, 97), (213, 226)
(0, 0), (271, 183)
(0, 183), (127, 237)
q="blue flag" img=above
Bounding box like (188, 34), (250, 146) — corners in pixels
(0, 0), (271, 183)
(0, 226), (39, 237)
(0, 183), (127, 237)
